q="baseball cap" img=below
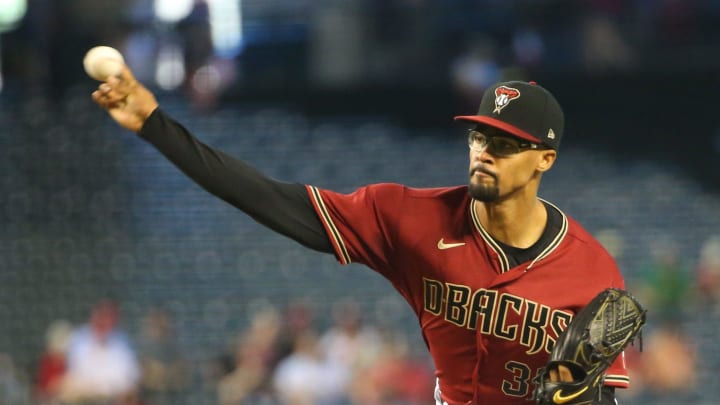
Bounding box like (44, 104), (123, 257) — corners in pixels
(454, 80), (564, 150)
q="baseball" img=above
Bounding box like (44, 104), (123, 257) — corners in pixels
(83, 46), (125, 81)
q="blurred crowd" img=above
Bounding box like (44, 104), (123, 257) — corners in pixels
(0, 231), (713, 405)
(604, 233), (720, 403)
(14, 297), (435, 405)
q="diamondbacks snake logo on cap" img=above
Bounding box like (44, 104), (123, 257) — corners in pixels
(493, 86), (521, 114)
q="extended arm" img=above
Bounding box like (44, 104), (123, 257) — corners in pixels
(92, 67), (332, 253)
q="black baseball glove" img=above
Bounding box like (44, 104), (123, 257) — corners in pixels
(533, 288), (646, 405)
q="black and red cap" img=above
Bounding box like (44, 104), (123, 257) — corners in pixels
(454, 80), (564, 150)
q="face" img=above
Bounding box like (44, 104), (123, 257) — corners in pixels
(90, 300), (119, 339)
(467, 127), (555, 202)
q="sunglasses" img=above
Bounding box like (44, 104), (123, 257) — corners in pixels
(467, 129), (544, 157)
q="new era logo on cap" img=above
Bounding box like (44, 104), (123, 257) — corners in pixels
(454, 80), (565, 150)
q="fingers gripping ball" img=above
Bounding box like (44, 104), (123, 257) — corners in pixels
(83, 46), (125, 81)
(533, 288), (647, 404)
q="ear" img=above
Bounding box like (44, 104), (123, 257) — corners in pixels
(536, 150), (557, 173)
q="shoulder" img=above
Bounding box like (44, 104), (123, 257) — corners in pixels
(543, 200), (605, 249)
(314, 183), (467, 199)
(309, 184), (469, 220)
(369, 184), (471, 216)
(564, 215), (609, 253)
(364, 183), (468, 200)
(545, 202), (622, 274)
(566, 216), (623, 280)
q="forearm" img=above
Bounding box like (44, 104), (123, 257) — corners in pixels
(137, 108), (333, 253)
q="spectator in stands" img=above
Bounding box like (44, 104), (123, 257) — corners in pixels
(635, 236), (693, 322)
(136, 307), (190, 405)
(58, 299), (141, 404)
(635, 324), (698, 398)
(272, 329), (344, 405)
(318, 299), (382, 401)
(349, 330), (434, 405)
(0, 353), (32, 404)
(217, 307), (282, 404)
(34, 319), (73, 404)
(696, 235), (720, 310)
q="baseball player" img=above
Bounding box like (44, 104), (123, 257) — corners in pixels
(91, 67), (629, 405)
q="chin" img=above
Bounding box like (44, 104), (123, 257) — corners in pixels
(468, 183), (499, 202)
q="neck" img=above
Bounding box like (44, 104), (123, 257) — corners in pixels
(475, 196), (547, 249)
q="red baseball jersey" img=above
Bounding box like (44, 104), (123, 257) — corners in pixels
(307, 183), (628, 405)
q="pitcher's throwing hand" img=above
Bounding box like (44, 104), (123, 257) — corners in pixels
(91, 66), (158, 133)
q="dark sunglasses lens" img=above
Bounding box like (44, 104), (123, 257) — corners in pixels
(488, 137), (520, 156)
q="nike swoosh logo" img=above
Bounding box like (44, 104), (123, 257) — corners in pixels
(552, 386), (588, 404)
(437, 238), (466, 250)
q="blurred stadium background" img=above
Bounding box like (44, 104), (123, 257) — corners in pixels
(0, 0), (719, 404)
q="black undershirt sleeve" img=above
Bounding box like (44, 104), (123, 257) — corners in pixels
(599, 386), (616, 404)
(137, 108), (333, 254)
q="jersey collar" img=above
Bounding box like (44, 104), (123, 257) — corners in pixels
(469, 198), (568, 273)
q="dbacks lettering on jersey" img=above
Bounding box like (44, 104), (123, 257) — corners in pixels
(423, 278), (573, 355)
